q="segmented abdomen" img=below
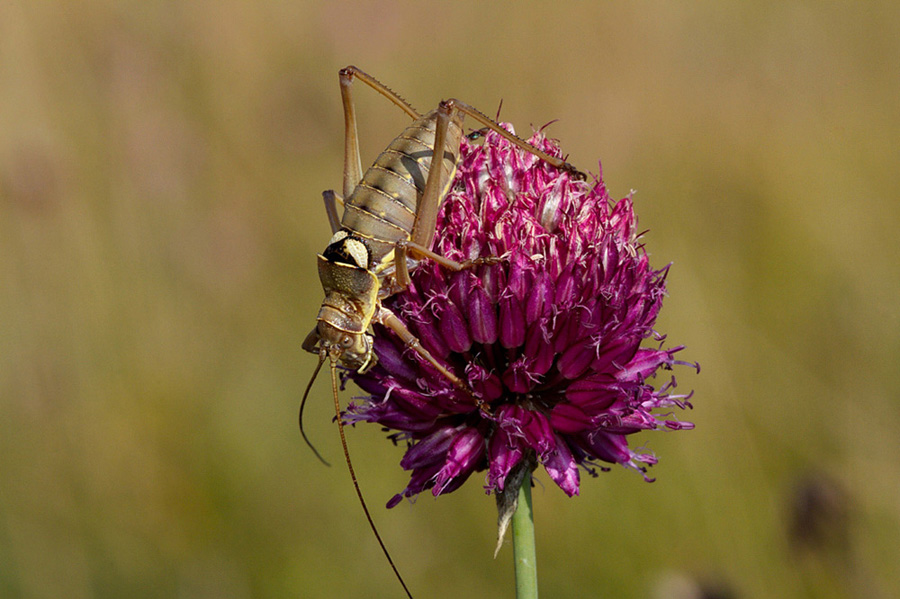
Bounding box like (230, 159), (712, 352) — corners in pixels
(341, 109), (464, 264)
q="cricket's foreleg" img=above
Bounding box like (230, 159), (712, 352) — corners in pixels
(377, 307), (489, 414)
(377, 307), (466, 389)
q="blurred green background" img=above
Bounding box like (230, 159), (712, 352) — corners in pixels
(2, 2), (898, 598)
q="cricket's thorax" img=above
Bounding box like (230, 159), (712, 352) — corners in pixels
(315, 234), (380, 371)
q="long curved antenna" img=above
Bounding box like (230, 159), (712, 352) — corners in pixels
(299, 351), (330, 466)
(329, 359), (413, 599)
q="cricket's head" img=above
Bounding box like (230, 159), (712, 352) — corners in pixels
(310, 319), (376, 373)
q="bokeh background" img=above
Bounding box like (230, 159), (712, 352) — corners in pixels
(2, 2), (898, 598)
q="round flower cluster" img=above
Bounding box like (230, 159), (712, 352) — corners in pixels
(347, 126), (696, 508)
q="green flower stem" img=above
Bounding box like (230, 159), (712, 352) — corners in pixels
(512, 469), (538, 599)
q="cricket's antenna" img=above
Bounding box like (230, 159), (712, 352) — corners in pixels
(299, 351), (330, 466)
(329, 358), (413, 599)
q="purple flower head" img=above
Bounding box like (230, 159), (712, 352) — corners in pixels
(346, 125), (698, 508)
